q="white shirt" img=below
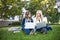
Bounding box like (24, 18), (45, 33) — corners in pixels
(33, 17), (43, 23)
(33, 17), (47, 25)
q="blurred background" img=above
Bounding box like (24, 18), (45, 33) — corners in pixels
(0, 0), (60, 26)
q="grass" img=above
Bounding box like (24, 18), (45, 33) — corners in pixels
(0, 25), (60, 40)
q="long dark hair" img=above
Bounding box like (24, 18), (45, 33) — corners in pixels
(25, 11), (31, 19)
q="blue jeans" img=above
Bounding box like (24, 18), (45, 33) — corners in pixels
(45, 25), (52, 31)
(22, 27), (31, 35)
(22, 25), (36, 35)
(36, 25), (52, 33)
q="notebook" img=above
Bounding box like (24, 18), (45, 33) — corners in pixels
(24, 22), (35, 29)
(36, 21), (46, 29)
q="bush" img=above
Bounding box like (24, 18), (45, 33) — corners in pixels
(9, 22), (21, 26)
(47, 9), (59, 24)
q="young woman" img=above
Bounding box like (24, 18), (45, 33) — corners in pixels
(22, 11), (34, 35)
(33, 10), (52, 34)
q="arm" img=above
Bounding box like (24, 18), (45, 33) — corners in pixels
(31, 18), (33, 22)
(22, 18), (25, 27)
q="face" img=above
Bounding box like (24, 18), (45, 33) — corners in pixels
(25, 12), (31, 19)
(28, 13), (31, 18)
(36, 13), (41, 17)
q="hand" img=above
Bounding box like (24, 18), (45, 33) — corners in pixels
(38, 17), (40, 20)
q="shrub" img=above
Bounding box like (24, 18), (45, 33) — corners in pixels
(9, 22), (21, 26)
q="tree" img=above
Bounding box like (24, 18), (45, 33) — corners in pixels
(0, 0), (25, 19)
(26, 0), (59, 23)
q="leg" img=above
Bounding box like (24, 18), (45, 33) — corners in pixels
(25, 29), (31, 35)
(40, 28), (47, 34)
(46, 25), (52, 31)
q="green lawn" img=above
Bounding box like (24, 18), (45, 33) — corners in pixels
(0, 25), (60, 40)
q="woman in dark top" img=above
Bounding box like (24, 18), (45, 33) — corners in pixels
(22, 11), (34, 35)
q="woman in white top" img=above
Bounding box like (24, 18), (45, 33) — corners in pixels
(33, 10), (52, 34)
(34, 10), (43, 23)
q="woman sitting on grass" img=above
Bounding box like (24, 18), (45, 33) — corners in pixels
(22, 11), (34, 35)
(33, 10), (52, 34)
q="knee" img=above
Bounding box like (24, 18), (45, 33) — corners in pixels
(25, 29), (30, 35)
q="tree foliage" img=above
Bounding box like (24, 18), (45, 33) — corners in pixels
(26, 0), (59, 23)
(0, 0), (25, 19)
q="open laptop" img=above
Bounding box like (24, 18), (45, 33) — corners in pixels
(24, 22), (35, 29)
(36, 21), (46, 29)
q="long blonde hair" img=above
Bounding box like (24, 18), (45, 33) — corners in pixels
(36, 10), (43, 20)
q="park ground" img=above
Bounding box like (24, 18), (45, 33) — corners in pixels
(0, 25), (60, 40)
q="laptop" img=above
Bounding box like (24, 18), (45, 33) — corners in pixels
(24, 22), (35, 29)
(36, 21), (46, 29)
